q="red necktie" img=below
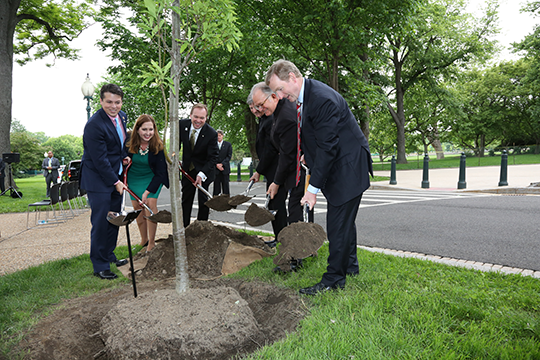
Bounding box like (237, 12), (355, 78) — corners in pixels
(295, 102), (302, 186)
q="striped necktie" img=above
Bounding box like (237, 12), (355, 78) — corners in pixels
(295, 102), (302, 186)
(115, 117), (124, 175)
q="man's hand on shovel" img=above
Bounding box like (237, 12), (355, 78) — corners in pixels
(193, 175), (203, 188)
(301, 191), (317, 210)
(267, 182), (280, 199)
(115, 180), (126, 195)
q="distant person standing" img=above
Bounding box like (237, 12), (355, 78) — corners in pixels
(0, 157), (5, 193)
(42, 150), (60, 197)
(213, 130), (232, 196)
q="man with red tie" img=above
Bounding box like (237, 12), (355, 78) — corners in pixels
(81, 84), (130, 280)
(266, 60), (373, 295)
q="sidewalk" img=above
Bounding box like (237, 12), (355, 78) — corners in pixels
(370, 164), (540, 194)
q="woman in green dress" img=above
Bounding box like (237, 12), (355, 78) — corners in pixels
(127, 114), (169, 252)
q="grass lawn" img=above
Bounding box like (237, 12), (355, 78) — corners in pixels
(1, 244), (539, 359)
(372, 153), (540, 171)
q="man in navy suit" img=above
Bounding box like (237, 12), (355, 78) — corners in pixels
(213, 129), (232, 196)
(80, 84), (130, 280)
(266, 60), (373, 295)
(180, 103), (219, 227)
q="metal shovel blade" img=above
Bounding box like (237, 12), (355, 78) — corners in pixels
(228, 180), (255, 206)
(107, 211), (129, 226)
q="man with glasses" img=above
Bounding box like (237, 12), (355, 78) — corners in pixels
(247, 84), (286, 247)
(251, 83), (307, 236)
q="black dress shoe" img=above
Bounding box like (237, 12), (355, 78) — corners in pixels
(299, 281), (343, 296)
(264, 239), (278, 248)
(114, 259), (129, 267)
(94, 270), (118, 280)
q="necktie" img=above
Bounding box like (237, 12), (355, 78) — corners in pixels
(189, 129), (197, 171)
(48, 158), (52, 173)
(295, 102), (302, 186)
(115, 118), (124, 175)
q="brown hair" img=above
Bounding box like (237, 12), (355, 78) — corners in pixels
(265, 60), (302, 85)
(128, 114), (164, 155)
(190, 103), (208, 116)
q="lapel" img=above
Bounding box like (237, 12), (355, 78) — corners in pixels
(101, 109), (122, 148)
(303, 79), (311, 116)
(193, 124), (207, 151)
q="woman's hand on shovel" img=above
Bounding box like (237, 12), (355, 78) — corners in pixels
(249, 172), (261, 183)
(301, 191), (317, 210)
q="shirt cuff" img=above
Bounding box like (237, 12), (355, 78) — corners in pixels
(197, 171), (207, 182)
(114, 180), (120, 185)
(307, 184), (320, 194)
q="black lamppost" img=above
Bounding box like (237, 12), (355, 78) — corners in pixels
(81, 73), (95, 120)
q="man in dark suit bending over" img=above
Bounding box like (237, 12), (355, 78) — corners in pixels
(180, 103), (219, 227)
(81, 84), (130, 280)
(266, 60), (373, 295)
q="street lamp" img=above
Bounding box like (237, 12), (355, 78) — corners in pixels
(81, 73), (95, 121)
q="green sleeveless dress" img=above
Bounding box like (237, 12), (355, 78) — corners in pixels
(127, 152), (163, 200)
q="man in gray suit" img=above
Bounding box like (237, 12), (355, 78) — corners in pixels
(42, 150), (60, 197)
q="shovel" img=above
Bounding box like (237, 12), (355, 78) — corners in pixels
(109, 162), (172, 225)
(244, 194), (277, 227)
(228, 180), (255, 206)
(178, 163), (234, 211)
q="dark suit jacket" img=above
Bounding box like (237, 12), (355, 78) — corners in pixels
(128, 149), (170, 193)
(180, 119), (219, 182)
(255, 114), (279, 179)
(217, 141), (232, 174)
(270, 99), (297, 190)
(42, 157), (60, 179)
(80, 108), (128, 192)
(302, 78), (373, 206)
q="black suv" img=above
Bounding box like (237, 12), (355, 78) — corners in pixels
(66, 160), (81, 181)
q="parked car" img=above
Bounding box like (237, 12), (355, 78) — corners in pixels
(66, 160), (81, 181)
(57, 165), (66, 183)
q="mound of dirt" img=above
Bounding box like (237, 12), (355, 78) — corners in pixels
(137, 221), (274, 280)
(13, 221), (305, 360)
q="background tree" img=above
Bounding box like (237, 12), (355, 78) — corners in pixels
(9, 120), (44, 173)
(384, 0), (498, 163)
(42, 134), (84, 165)
(0, 0), (94, 158)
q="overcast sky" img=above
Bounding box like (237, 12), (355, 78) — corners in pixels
(11, 0), (537, 138)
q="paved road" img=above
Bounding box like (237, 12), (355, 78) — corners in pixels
(129, 181), (540, 271)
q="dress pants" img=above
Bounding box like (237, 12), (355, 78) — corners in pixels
(87, 189), (122, 273)
(321, 193), (363, 288)
(182, 169), (212, 227)
(267, 181), (288, 237)
(45, 172), (55, 197)
(213, 171), (230, 195)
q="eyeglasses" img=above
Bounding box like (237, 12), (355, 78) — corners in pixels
(254, 94), (271, 110)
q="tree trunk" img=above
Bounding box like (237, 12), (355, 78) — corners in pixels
(170, 0), (189, 294)
(0, 0), (20, 157)
(388, 48), (407, 164)
(431, 138), (444, 159)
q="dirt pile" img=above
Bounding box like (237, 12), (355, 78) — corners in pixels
(14, 221), (306, 360)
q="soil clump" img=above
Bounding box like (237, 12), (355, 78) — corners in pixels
(244, 203), (275, 226)
(204, 194), (235, 211)
(13, 221), (305, 360)
(228, 194), (252, 206)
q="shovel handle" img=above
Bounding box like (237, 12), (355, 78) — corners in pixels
(178, 162), (213, 200)
(123, 186), (154, 215)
